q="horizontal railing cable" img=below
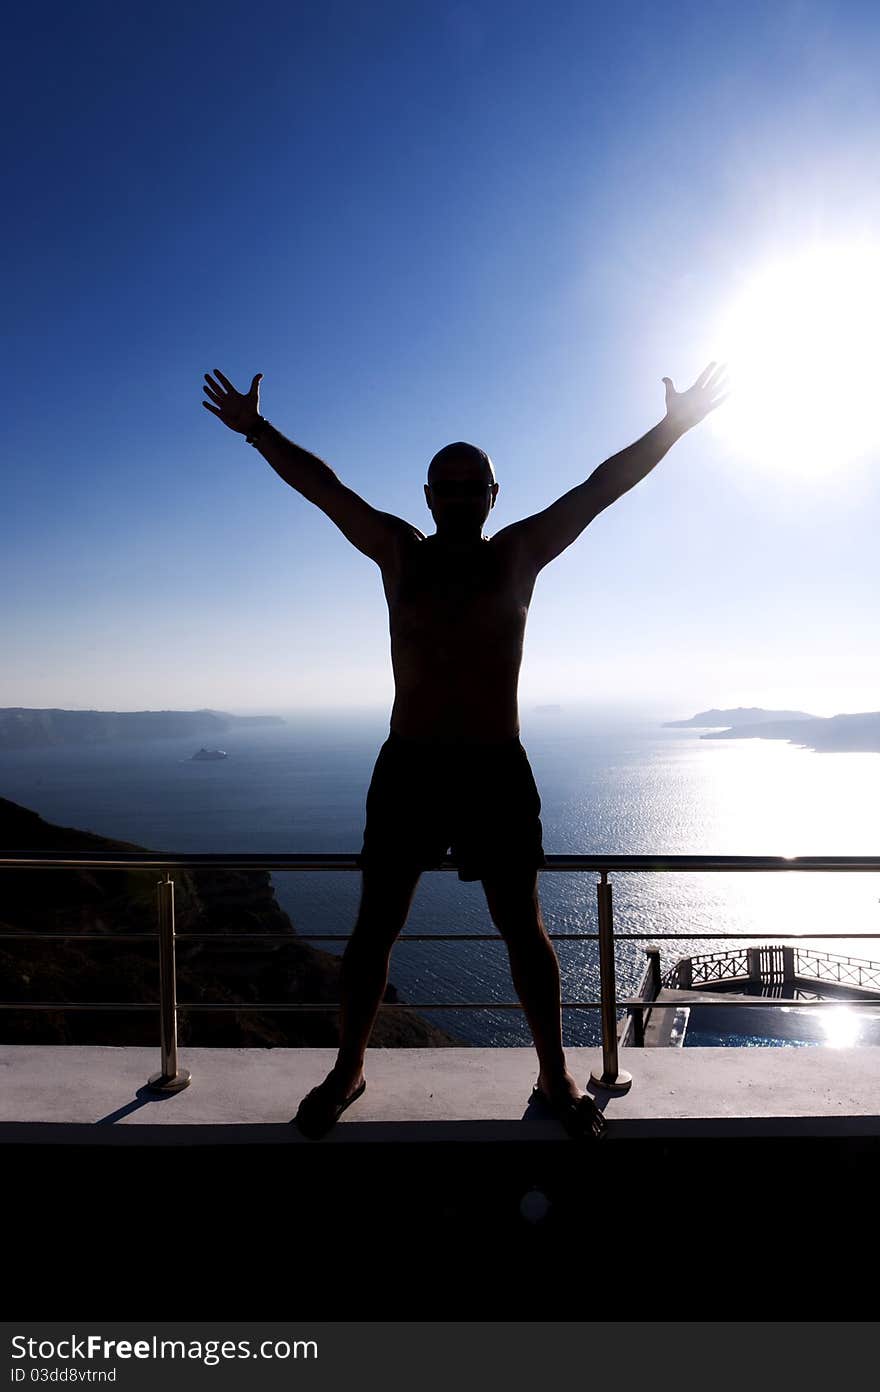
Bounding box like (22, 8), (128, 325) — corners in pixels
(3, 852), (880, 871)
(3, 997), (880, 1013)
(3, 930), (880, 942)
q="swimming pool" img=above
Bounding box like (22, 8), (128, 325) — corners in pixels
(681, 1002), (880, 1047)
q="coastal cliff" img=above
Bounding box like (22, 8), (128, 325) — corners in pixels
(0, 796), (460, 1049)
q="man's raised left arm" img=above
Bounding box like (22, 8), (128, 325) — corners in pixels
(502, 362), (728, 573)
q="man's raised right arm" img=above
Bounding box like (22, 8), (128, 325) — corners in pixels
(202, 369), (417, 565)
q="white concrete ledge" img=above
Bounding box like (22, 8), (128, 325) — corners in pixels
(2, 1045), (879, 1144)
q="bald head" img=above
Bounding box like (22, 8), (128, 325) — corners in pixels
(424, 441), (498, 540)
(427, 441), (495, 486)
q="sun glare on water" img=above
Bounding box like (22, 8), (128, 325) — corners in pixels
(818, 1006), (862, 1049)
(713, 242), (880, 475)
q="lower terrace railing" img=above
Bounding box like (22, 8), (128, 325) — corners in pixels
(663, 948), (751, 989)
(792, 947), (880, 992)
(2, 852), (880, 1099)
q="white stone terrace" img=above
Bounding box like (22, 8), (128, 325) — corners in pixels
(3, 1043), (880, 1143)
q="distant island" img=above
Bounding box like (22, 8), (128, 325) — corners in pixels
(663, 707), (816, 728)
(191, 747), (228, 761)
(0, 708), (285, 750)
(0, 795), (460, 1049)
(665, 707), (880, 754)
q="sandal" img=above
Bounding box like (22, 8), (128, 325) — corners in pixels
(530, 1082), (607, 1140)
(294, 1078), (367, 1140)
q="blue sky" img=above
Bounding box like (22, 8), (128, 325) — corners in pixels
(4, 0), (879, 719)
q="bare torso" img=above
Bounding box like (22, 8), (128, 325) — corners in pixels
(380, 530), (538, 742)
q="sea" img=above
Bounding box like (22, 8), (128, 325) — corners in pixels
(2, 707), (879, 1048)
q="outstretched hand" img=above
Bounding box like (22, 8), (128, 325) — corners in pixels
(202, 369), (263, 435)
(662, 362), (728, 433)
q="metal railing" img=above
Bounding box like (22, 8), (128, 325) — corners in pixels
(2, 851), (880, 1097)
(663, 948), (751, 988)
(793, 947), (880, 992)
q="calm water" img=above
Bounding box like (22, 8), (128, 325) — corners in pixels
(2, 708), (879, 1046)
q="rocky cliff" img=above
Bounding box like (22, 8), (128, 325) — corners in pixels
(0, 796), (460, 1049)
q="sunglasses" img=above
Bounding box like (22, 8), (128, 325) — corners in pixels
(429, 479), (493, 498)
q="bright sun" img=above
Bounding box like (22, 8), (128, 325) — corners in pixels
(713, 242), (880, 475)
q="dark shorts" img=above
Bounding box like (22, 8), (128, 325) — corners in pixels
(357, 730), (547, 882)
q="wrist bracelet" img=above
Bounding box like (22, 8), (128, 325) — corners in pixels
(245, 417), (269, 447)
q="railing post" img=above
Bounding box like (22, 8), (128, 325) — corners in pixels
(146, 875), (191, 1093)
(647, 946), (662, 997)
(629, 1003), (645, 1047)
(632, 946), (663, 1046)
(590, 872), (632, 1094)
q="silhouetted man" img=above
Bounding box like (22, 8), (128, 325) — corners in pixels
(203, 362), (726, 1137)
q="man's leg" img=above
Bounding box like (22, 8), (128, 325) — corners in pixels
(481, 869), (584, 1106)
(300, 862), (422, 1108)
(334, 861), (422, 1087)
